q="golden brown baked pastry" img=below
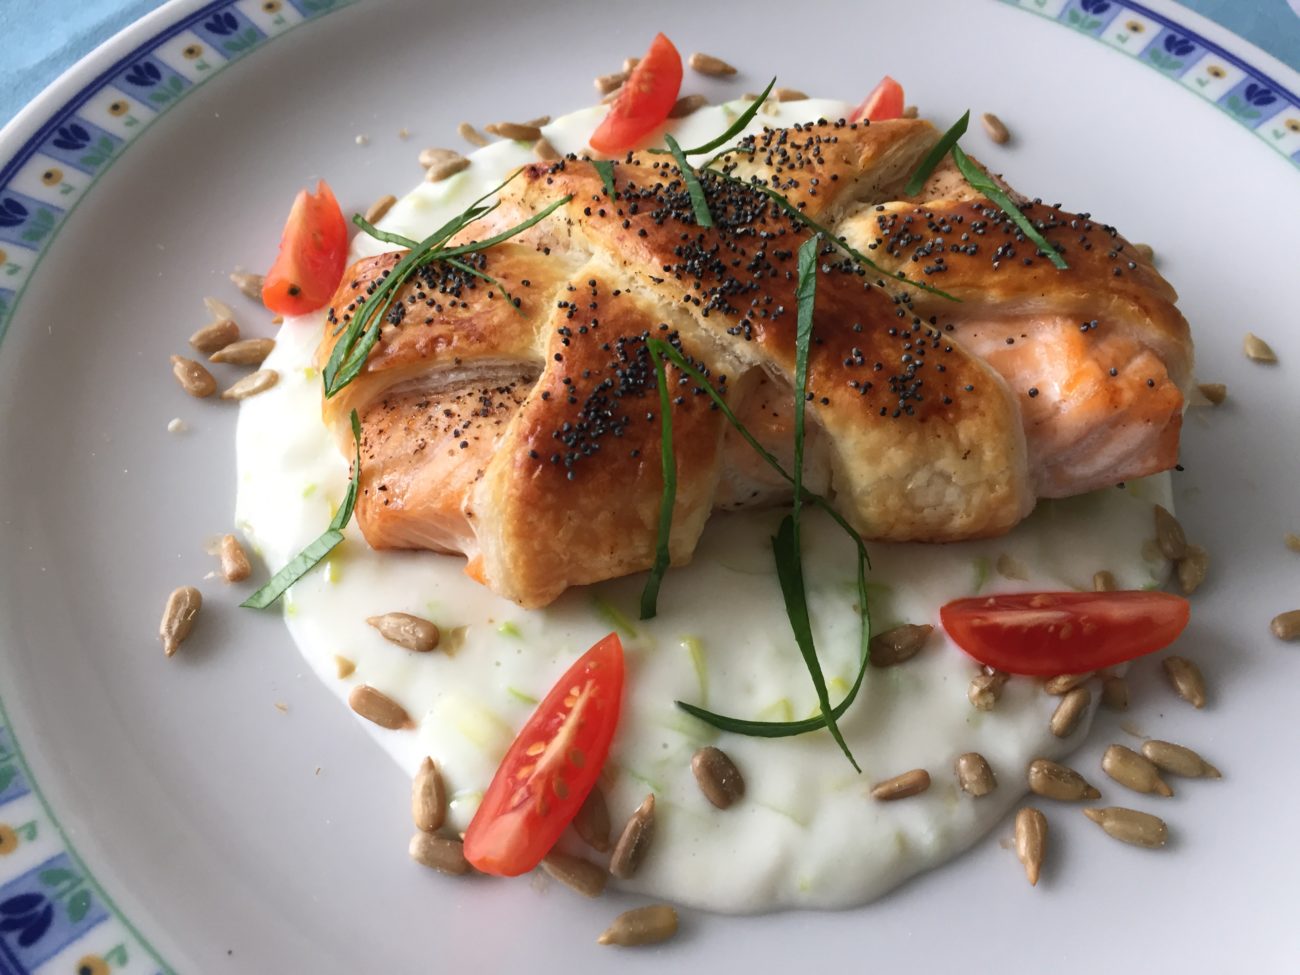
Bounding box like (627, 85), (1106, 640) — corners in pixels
(318, 116), (1192, 607)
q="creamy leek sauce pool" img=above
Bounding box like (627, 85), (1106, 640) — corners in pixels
(235, 98), (1170, 912)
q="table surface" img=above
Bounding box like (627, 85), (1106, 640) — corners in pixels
(1, 0), (1298, 131)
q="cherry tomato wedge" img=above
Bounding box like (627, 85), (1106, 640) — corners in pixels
(849, 75), (905, 123)
(588, 33), (682, 154)
(463, 633), (625, 876)
(262, 180), (348, 316)
(940, 591), (1190, 677)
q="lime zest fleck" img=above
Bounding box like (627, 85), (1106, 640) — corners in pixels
(593, 594), (638, 639)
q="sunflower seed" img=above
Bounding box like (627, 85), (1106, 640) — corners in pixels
(189, 317), (240, 355)
(668, 94), (708, 119)
(417, 146), (460, 169)
(1044, 672), (1093, 695)
(364, 194), (397, 224)
(1175, 544), (1209, 594)
(1162, 656), (1206, 708)
(594, 71), (626, 94)
(622, 56), (641, 74)
(609, 793), (656, 879)
(334, 655), (356, 679)
(412, 757), (446, 833)
(218, 533), (251, 582)
(533, 137), (560, 161)
(457, 122), (488, 147)
(485, 121), (543, 141)
(541, 851), (607, 897)
(1133, 242), (1155, 262)
(1082, 807), (1168, 849)
(597, 905), (678, 947)
(994, 553), (1028, 581)
(229, 270), (264, 301)
(1102, 744), (1173, 797)
(408, 832), (469, 874)
(868, 622), (933, 668)
(426, 157), (470, 182)
(1101, 675), (1129, 711)
(367, 612), (440, 652)
(1284, 532), (1300, 554)
(692, 746), (745, 809)
(688, 52), (736, 76)
(1093, 570), (1117, 592)
(955, 752), (996, 797)
(525, 115), (551, 128)
(1141, 740), (1221, 779)
(170, 355), (216, 397)
(1050, 686), (1091, 737)
(872, 768), (931, 801)
(1243, 332), (1277, 363)
(1272, 610), (1300, 641)
(981, 111), (1010, 144)
(1027, 758), (1100, 802)
(774, 87), (808, 102)
(200, 297), (235, 325)
(1153, 505), (1188, 561)
(1015, 807), (1047, 886)
(221, 369), (278, 401)
(159, 586), (201, 656)
(348, 684), (411, 729)
(968, 669), (1009, 710)
(210, 337), (274, 366)
(573, 785), (611, 853)
(1197, 382), (1226, 405)
(902, 104), (919, 118)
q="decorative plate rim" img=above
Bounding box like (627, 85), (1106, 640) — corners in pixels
(0, 0), (1293, 971)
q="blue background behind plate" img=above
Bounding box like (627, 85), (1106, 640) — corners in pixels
(1, 0), (1298, 130)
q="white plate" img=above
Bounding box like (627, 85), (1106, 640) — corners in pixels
(0, 0), (1298, 971)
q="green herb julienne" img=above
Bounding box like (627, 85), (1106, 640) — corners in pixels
(766, 235), (858, 768)
(949, 142), (1069, 270)
(664, 134), (713, 228)
(243, 409), (362, 609)
(903, 110), (970, 196)
(736, 177), (960, 302)
(639, 238), (873, 767)
(639, 340), (678, 620)
(591, 158), (617, 199)
(324, 172), (572, 398)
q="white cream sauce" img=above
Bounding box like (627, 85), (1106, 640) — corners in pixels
(235, 98), (1171, 912)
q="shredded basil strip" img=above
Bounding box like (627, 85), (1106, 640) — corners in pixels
(638, 341), (678, 620)
(443, 256), (525, 316)
(664, 134), (713, 228)
(770, 236), (857, 768)
(323, 202), (498, 393)
(352, 217), (419, 249)
(950, 143), (1069, 270)
(682, 77), (776, 155)
(243, 410), (362, 609)
(641, 244), (872, 762)
(903, 110), (970, 196)
(591, 158), (618, 199)
(324, 171), (541, 397)
(742, 179), (960, 302)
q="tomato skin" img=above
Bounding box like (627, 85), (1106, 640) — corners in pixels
(463, 633), (625, 877)
(940, 591), (1190, 676)
(262, 180), (348, 316)
(588, 33), (683, 154)
(849, 75), (905, 123)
